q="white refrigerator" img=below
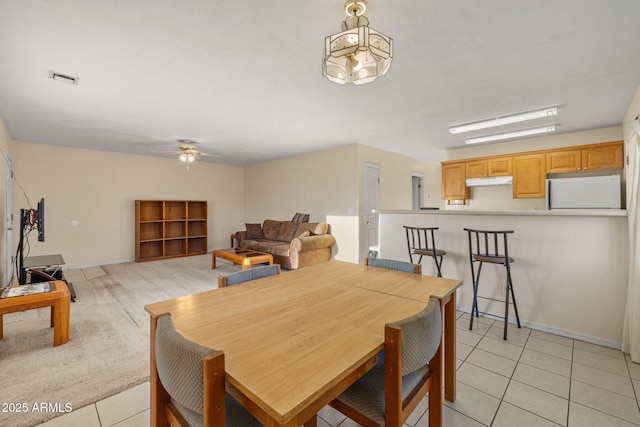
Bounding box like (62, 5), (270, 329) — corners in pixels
(546, 175), (621, 209)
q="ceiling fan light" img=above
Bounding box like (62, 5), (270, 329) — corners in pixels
(179, 153), (188, 162)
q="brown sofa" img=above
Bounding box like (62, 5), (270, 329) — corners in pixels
(233, 220), (335, 270)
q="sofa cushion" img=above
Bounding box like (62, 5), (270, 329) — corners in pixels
(276, 221), (299, 242)
(241, 239), (289, 256)
(262, 220), (283, 240)
(245, 223), (264, 240)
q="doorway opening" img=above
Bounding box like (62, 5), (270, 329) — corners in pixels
(411, 173), (424, 210)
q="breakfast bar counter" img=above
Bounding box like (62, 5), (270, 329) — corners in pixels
(376, 209), (629, 348)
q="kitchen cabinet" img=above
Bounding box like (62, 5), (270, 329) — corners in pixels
(466, 157), (512, 178)
(442, 162), (469, 201)
(546, 141), (622, 173)
(546, 149), (582, 173)
(582, 142), (623, 170)
(488, 156), (513, 176)
(465, 160), (487, 178)
(513, 154), (546, 198)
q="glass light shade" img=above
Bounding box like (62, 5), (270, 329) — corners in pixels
(323, 14), (393, 85)
(179, 153), (196, 163)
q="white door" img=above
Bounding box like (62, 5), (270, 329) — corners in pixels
(412, 174), (424, 210)
(363, 164), (380, 261)
(5, 155), (13, 285)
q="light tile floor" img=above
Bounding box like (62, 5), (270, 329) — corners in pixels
(38, 311), (640, 426)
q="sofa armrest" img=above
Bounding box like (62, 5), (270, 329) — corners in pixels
(290, 234), (336, 252)
(234, 231), (248, 247)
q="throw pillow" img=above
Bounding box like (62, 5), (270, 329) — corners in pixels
(245, 223), (264, 240)
(297, 230), (311, 238)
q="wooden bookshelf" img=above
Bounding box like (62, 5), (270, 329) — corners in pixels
(135, 200), (207, 262)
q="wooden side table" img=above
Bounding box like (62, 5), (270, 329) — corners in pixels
(0, 281), (71, 346)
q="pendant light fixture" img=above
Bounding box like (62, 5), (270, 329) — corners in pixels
(322, 0), (393, 85)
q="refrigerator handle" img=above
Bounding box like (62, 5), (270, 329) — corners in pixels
(546, 180), (551, 210)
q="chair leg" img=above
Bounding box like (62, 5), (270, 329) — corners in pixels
(433, 255), (443, 277)
(503, 271), (510, 340)
(469, 262), (483, 331)
(507, 267), (521, 329)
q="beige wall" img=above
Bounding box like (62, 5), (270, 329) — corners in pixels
(0, 119), (10, 285)
(10, 141), (245, 267)
(442, 126), (624, 210)
(243, 143), (441, 263)
(244, 144), (360, 262)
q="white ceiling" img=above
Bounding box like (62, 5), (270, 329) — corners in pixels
(1, 1), (639, 166)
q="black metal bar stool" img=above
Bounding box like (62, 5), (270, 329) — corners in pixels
(464, 228), (521, 340)
(403, 226), (446, 277)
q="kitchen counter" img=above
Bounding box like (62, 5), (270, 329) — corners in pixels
(375, 209), (627, 217)
(376, 209), (629, 348)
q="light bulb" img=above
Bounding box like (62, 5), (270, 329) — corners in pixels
(179, 154), (187, 162)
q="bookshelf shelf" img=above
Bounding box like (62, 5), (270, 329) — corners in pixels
(135, 200), (207, 262)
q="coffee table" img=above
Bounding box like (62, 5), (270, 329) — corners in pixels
(212, 247), (274, 270)
(0, 281), (71, 346)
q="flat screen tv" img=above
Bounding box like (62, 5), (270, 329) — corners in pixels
(36, 197), (44, 242)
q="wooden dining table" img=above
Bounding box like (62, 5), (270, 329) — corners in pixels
(145, 260), (462, 427)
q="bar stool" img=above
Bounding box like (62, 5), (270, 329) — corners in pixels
(403, 226), (446, 277)
(464, 228), (521, 340)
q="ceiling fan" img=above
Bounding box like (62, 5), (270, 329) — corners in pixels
(153, 140), (223, 170)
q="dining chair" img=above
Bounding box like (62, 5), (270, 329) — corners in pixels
(365, 257), (421, 274)
(329, 297), (443, 426)
(402, 226), (447, 277)
(154, 314), (261, 427)
(218, 264), (281, 287)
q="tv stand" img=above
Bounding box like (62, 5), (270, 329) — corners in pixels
(24, 254), (76, 302)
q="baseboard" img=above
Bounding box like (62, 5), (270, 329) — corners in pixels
(458, 306), (622, 351)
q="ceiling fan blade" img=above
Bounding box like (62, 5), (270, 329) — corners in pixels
(151, 150), (181, 154)
(198, 152), (224, 159)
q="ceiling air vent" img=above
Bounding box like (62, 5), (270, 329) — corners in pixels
(48, 70), (79, 85)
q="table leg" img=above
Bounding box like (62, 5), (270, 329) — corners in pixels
(444, 291), (457, 402)
(52, 296), (70, 346)
(303, 416), (317, 427)
(212, 253), (217, 269)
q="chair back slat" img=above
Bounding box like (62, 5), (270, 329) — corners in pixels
(464, 228), (513, 263)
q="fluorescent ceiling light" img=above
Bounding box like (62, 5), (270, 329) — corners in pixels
(464, 125), (557, 145)
(449, 107), (558, 134)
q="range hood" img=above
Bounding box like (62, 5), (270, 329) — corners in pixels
(466, 176), (513, 187)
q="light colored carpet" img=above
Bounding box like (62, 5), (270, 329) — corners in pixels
(0, 254), (242, 427)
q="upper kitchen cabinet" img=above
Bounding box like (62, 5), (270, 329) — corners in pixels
(582, 141), (623, 171)
(488, 156), (513, 176)
(513, 154), (546, 198)
(546, 141), (623, 173)
(465, 159), (487, 178)
(466, 156), (512, 178)
(546, 149), (582, 173)
(442, 161), (470, 201)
